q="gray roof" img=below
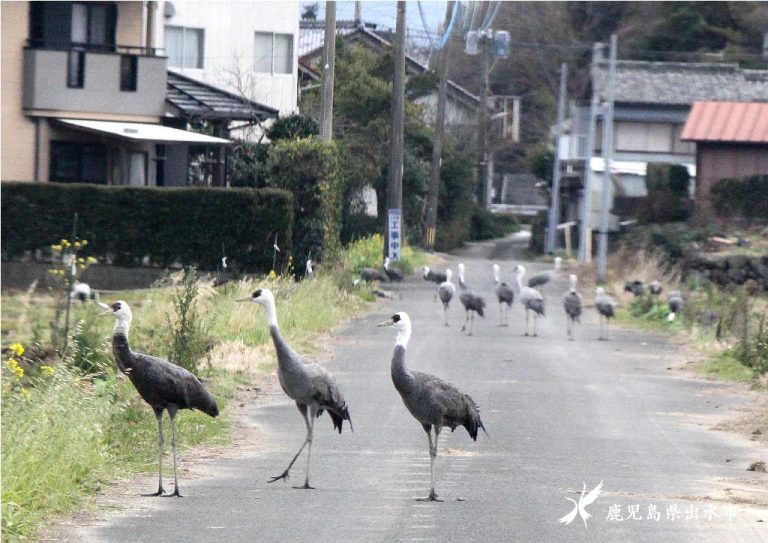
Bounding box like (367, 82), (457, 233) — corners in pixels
(592, 61), (768, 106)
(166, 71), (279, 122)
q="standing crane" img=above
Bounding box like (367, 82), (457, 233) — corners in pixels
(648, 280), (663, 296)
(71, 281), (97, 306)
(437, 269), (455, 326)
(383, 257), (404, 285)
(493, 264), (515, 326)
(237, 288), (352, 489)
(457, 263), (468, 291)
(594, 287), (617, 340)
(102, 301), (219, 497)
(378, 312), (487, 501)
(360, 267), (387, 283)
(562, 274), (583, 340)
(527, 257), (562, 288)
(422, 266), (447, 301)
(514, 265), (545, 336)
(457, 264), (485, 335)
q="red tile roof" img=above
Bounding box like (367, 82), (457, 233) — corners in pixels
(681, 101), (768, 143)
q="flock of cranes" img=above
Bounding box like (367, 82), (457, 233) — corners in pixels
(92, 254), (684, 501)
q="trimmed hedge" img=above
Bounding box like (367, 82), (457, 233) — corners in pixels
(1, 182), (293, 271)
(712, 175), (768, 223)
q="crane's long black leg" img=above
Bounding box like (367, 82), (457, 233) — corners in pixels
(461, 310), (470, 333)
(533, 313), (538, 337)
(163, 405), (183, 497)
(143, 408), (166, 497)
(269, 403), (310, 484)
(443, 304), (449, 326)
(293, 405), (317, 489)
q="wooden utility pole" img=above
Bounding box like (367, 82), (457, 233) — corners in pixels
(475, 31), (491, 207)
(385, 1), (406, 259)
(384, 0), (405, 258)
(320, 1), (336, 143)
(423, 1), (455, 250)
(596, 34), (617, 282)
(546, 62), (568, 254)
(354, 0), (361, 26)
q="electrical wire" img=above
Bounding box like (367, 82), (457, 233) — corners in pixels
(478, 1), (501, 32)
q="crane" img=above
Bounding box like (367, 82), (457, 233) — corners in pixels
(102, 301), (219, 497)
(493, 264), (514, 326)
(237, 288), (352, 489)
(437, 269), (455, 326)
(378, 312), (487, 501)
(594, 287), (617, 340)
(514, 265), (545, 336)
(527, 257), (562, 288)
(562, 274), (582, 340)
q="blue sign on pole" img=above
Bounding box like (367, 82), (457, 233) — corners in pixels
(388, 208), (402, 261)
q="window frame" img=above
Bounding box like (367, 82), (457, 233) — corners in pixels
(165, 25), (205, 69)
(253, 31), (294, 75)
(120, 55), (138, 92)
(67, 49), (85, 88)
(50, 141), (107, 183)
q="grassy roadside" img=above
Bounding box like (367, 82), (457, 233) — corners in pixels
(1, 238), (430, 542)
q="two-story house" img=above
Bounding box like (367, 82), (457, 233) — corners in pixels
(1, 1), (236, 186)
(559, 44), (768, 241)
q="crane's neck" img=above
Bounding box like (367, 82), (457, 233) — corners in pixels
(516, 270), (525, 290)
(111, 319), (134, 373)
(112, 317), (131, 338)
(493, 268), (500, 284)
(395, 325), (411, 348)
(262, 299), (279, 328)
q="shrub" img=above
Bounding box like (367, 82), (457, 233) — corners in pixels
(265, 137), (343, 267)
(711, 175), (768, 224)
(1, 183), (292, 272)
(470, 208), (519, 241)
(165, 268), (210, 373)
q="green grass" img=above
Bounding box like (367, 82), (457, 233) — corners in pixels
(694, 350), (759, 382)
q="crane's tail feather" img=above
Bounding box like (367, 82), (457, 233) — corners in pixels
(325, 403), (353, 434)
(462, 394), (487, 441)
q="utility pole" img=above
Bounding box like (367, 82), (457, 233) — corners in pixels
(546, 62), (568, 254)
(320, 1), (336, 143)
(354, 0), (361, 26)
(385, 1), (406, 260)
(578, 42), (603, 262)
(423, 0), (454, 251)
(475, 31), (491, 207)
(596, 34), (617, 282)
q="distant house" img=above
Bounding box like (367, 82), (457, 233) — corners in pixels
(298, 20), (480, 128)
(560, 46), (768, 235)
(681, 101), (768, 223)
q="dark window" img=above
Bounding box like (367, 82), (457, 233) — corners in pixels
(50, 142), (107, 183)
(67, 50), (85, 88)
(29, 2), (116, 50)
(71, 2), (115, 49)
(120, 55), (137, 91)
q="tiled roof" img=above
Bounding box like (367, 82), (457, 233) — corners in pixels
(592, 61), (768, 106)
(681, 101), (768, 143)
(166, 71), (279, 122)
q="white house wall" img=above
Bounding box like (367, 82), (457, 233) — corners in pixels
(162, 1), (298, 115)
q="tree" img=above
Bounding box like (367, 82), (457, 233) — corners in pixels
(302, 3), (318, 21)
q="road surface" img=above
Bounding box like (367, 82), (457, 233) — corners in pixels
(58, 233), (767, 542)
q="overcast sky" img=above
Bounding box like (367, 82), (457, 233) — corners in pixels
(302, 1), (450, 35)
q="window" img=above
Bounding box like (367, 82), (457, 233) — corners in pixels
(165, 26), (204, 69)
(67, 50), (85, 88)
(70, 2), (115, 49)
(128, 152), (147, 186)
(50, 142), (107, 183)
(254, 31), (293, 74)
(615, 122), (675, 153)
(120, 55), (138, 91)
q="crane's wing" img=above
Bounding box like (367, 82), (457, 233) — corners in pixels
(581, 480), (603, 506)
(558, 499), (579, 524)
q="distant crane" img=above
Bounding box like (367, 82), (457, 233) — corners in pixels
(624, 280), (645, 297)
(648, 280), (663, 296)
(378, 312), (487, 501)
(667, 290), (684, 322)
(305, 259), (314, 279)
(457, 263), (468, 291)
(422, 266), (447, 301)
(514, 265), (545, 336)
(237, 288), (352, 488)
(594, 287), (617, 340)
(383, 257), (404, 284)
(360, 267), (388, 283)
(527, 257), (562, 288)
(493, 264), (514, 326)
(437, 269), (456, 326)
(102, 301), (219, 497)
(562, 274), (583, 340)
(457, 264), (485, 335)
(70, 281), (98, 306)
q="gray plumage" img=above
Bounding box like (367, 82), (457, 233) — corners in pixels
(361, 267), (387, 283)
(515, 265), (545, 336)
(624, 280), (645, 297)
(595, 287), (617, 340)
(667, 290), (684, 322)
(527, 257), (562, 288)
(493, 264), (514, 326)
(459, 292), (486, 335)
(105, 301), (218, 497)
(379, 312), (486, 501)
(238, 288), (351, 489)
(437, 269), (456, 326)
(71, 281), (97, 306)
(422, 266), (447, 284)
(648, 280), (663, 296)
(383, 257), (404, 283)
(563, 274), (583, 340)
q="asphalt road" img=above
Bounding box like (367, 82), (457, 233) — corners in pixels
(61, 233), (767, 543)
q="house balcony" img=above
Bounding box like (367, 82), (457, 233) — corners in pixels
(22, 43), (167, 118)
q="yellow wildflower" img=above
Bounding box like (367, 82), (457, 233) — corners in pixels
(81, 239), (88, 246)
(51, 244), (63, 252)
(40, 365), (55, 377)
(87, 256), (97, 263)
(77, 257), (85, 263)
(268, 270), (277, 280)
(20, 388), (31, 398)
(9, 343), (25, 357)
(6, 358), (24, 379)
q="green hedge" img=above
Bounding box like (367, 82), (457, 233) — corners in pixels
(1, 182), (293, 271)
(711, 175), (768, 223)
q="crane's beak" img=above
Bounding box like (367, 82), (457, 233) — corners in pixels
(234, 297), (252, 303)
(376, 318), (395, 327)
(98, 308), (113, 317)
(95, 301), (110, 310)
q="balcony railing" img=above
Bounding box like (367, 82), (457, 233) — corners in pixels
(26, 40), (164, 57)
